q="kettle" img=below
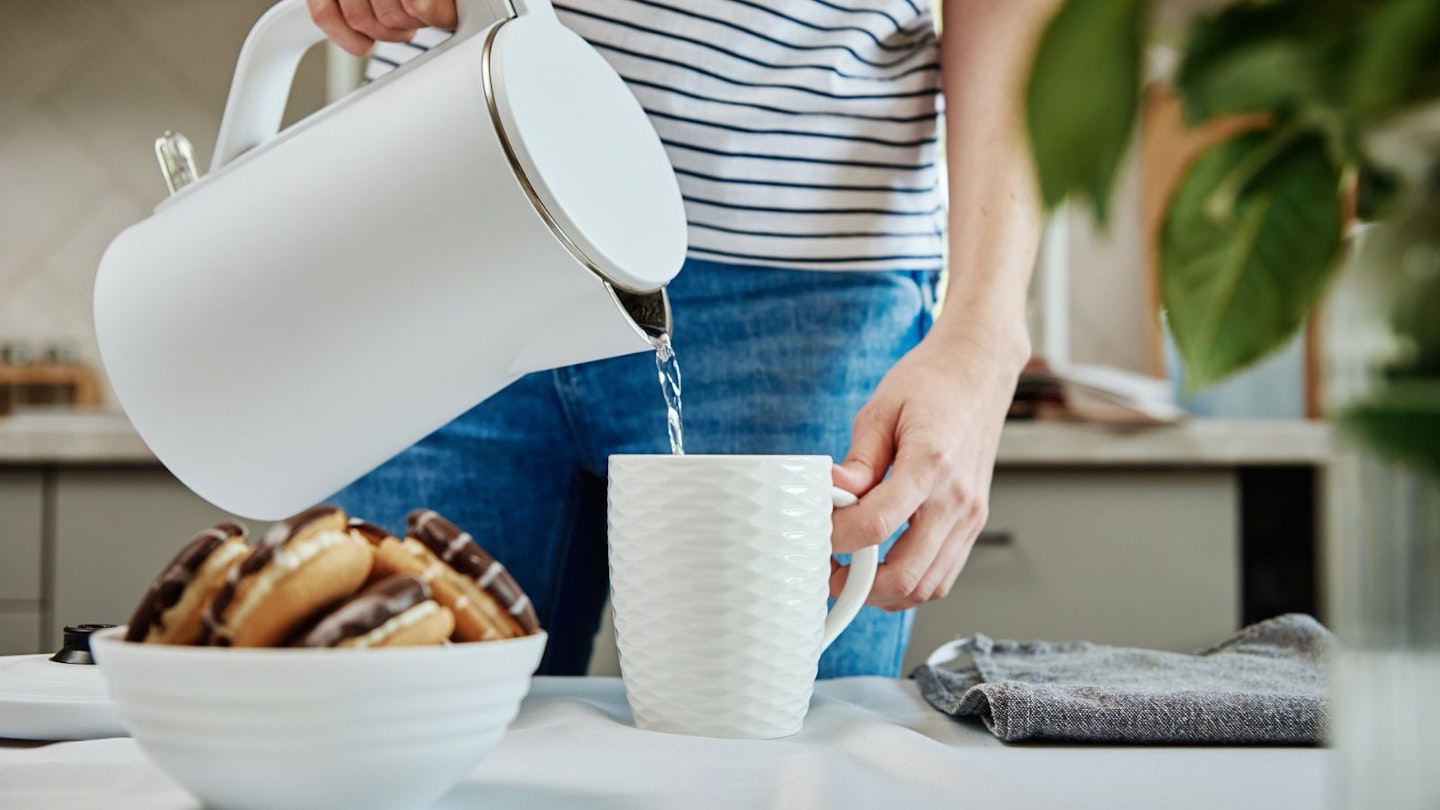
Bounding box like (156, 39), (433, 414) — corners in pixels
(93, 0), (687, 519)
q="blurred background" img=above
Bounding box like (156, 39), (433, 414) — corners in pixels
(0, 0), (328, 398)
(0, 0), (1331, 676)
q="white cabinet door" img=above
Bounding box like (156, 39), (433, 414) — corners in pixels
(0, 469), (44, 654)
(589, 470), (1241, 677)
(0, 470), (43, 600)
(0, 611), (43, 655)
(905, 470), (1240, 672)
(50, 468), (241, 648)
(45, 467), (1237, 671)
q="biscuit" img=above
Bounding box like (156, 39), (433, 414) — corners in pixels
(292, 574), (454, 648)
(125, 522), (250, 645)
(204, 505), (373, 647)
(405, 509), (540, 641)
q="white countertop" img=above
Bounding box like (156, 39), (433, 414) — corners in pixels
(0, 676), (1326, 810)
(994, 418), (1333, 466)
(0, 410), (1333, 466)
(0, 410), (154, 463)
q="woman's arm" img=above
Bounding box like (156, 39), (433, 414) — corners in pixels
(830, 0), (1057, 610)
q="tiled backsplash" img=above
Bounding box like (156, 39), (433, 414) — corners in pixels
(0, 0), (326, 405)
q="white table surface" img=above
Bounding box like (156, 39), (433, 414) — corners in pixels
(0, 676), (1326, 810)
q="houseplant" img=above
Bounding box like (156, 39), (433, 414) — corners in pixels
(1027, 0), (1437, 458)
(1024, 0), (1438, 806)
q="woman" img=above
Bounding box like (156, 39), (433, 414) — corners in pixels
(312, 0), (1051, 677)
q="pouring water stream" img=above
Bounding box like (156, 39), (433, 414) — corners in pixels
(653, 333), (684, 455)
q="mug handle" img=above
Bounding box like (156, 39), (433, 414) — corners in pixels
(821, 487), (877, 650)
(211, 0), (556, 171)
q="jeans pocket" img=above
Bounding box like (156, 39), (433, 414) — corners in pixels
(908, 269), (941, 339)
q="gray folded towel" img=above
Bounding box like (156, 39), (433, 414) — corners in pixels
(911, 613), (1331, 744)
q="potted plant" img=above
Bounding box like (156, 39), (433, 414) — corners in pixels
(1024, 0), (1438, 805)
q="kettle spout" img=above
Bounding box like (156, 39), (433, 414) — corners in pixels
(509, 283), (671, 375)
(612, 286), (671, 340)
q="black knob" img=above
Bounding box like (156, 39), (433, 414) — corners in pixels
(49, 624), (116, 665)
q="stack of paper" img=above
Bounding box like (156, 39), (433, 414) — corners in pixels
(1011, 361), (1187, 425)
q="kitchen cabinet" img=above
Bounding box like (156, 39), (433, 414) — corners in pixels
(51, 469), (237, 642)
(0, 415), (1332, 661)
(0, 613), (43, 657)
(0, 470), (44, 600)
(903, 469), (1238, 668)
(588, 469), (1241, 676)
(24, 466), (1244, 663)
(0, 470), (44, 654)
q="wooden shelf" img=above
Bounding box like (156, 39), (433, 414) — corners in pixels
(0, 365), (102, 408)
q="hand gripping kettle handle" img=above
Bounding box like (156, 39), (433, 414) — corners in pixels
(211, 0), (555, 172)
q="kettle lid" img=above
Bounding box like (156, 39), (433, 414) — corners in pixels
(488, 15), (687, 293)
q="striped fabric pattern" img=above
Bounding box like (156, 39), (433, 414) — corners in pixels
(368, 1), (944, 272)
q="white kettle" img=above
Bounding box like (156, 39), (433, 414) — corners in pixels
(93, 0), (687, 519)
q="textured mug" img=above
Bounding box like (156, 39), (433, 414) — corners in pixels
(607, 454), (878, 738)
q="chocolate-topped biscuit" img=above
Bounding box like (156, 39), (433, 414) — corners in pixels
(126, 522), (248, 644)
(261, 504), (348, 546)
(206, 505), (350, 639)
(293, 574), (452, 648)
(406, 509), (540, 634)
(347, 518), (397, 545)
(204, 504), (373, 648)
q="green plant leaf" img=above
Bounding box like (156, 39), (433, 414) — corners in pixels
(1175, 0), (1380, 156)
(1161, 131), (1344, 389)
(1178, 3), (1320, 125)
(1355, 161), (1405, 221)
(1346, 0), (1440, 118)
(1359, 183), (1440, 377)
(1343, 380), (1440, 478)
(1025, 0), (1146, 223)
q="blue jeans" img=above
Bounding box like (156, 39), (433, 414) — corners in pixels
(334, 258), (938, 677)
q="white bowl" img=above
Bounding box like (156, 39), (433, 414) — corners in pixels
(91, 627), (547, 810)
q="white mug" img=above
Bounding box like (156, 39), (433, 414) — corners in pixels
(607, 454), (878, 739)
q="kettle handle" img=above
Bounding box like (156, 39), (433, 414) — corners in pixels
(211, 0), (555, 172)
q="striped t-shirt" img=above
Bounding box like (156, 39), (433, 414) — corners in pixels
(369, 1), (944, 272)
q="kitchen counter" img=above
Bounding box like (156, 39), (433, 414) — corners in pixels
(996, 418), (1332, 466)
(0, 411), (153, 464)
(0, 410), (1333, 466)
(0, 676), (1326, 810)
